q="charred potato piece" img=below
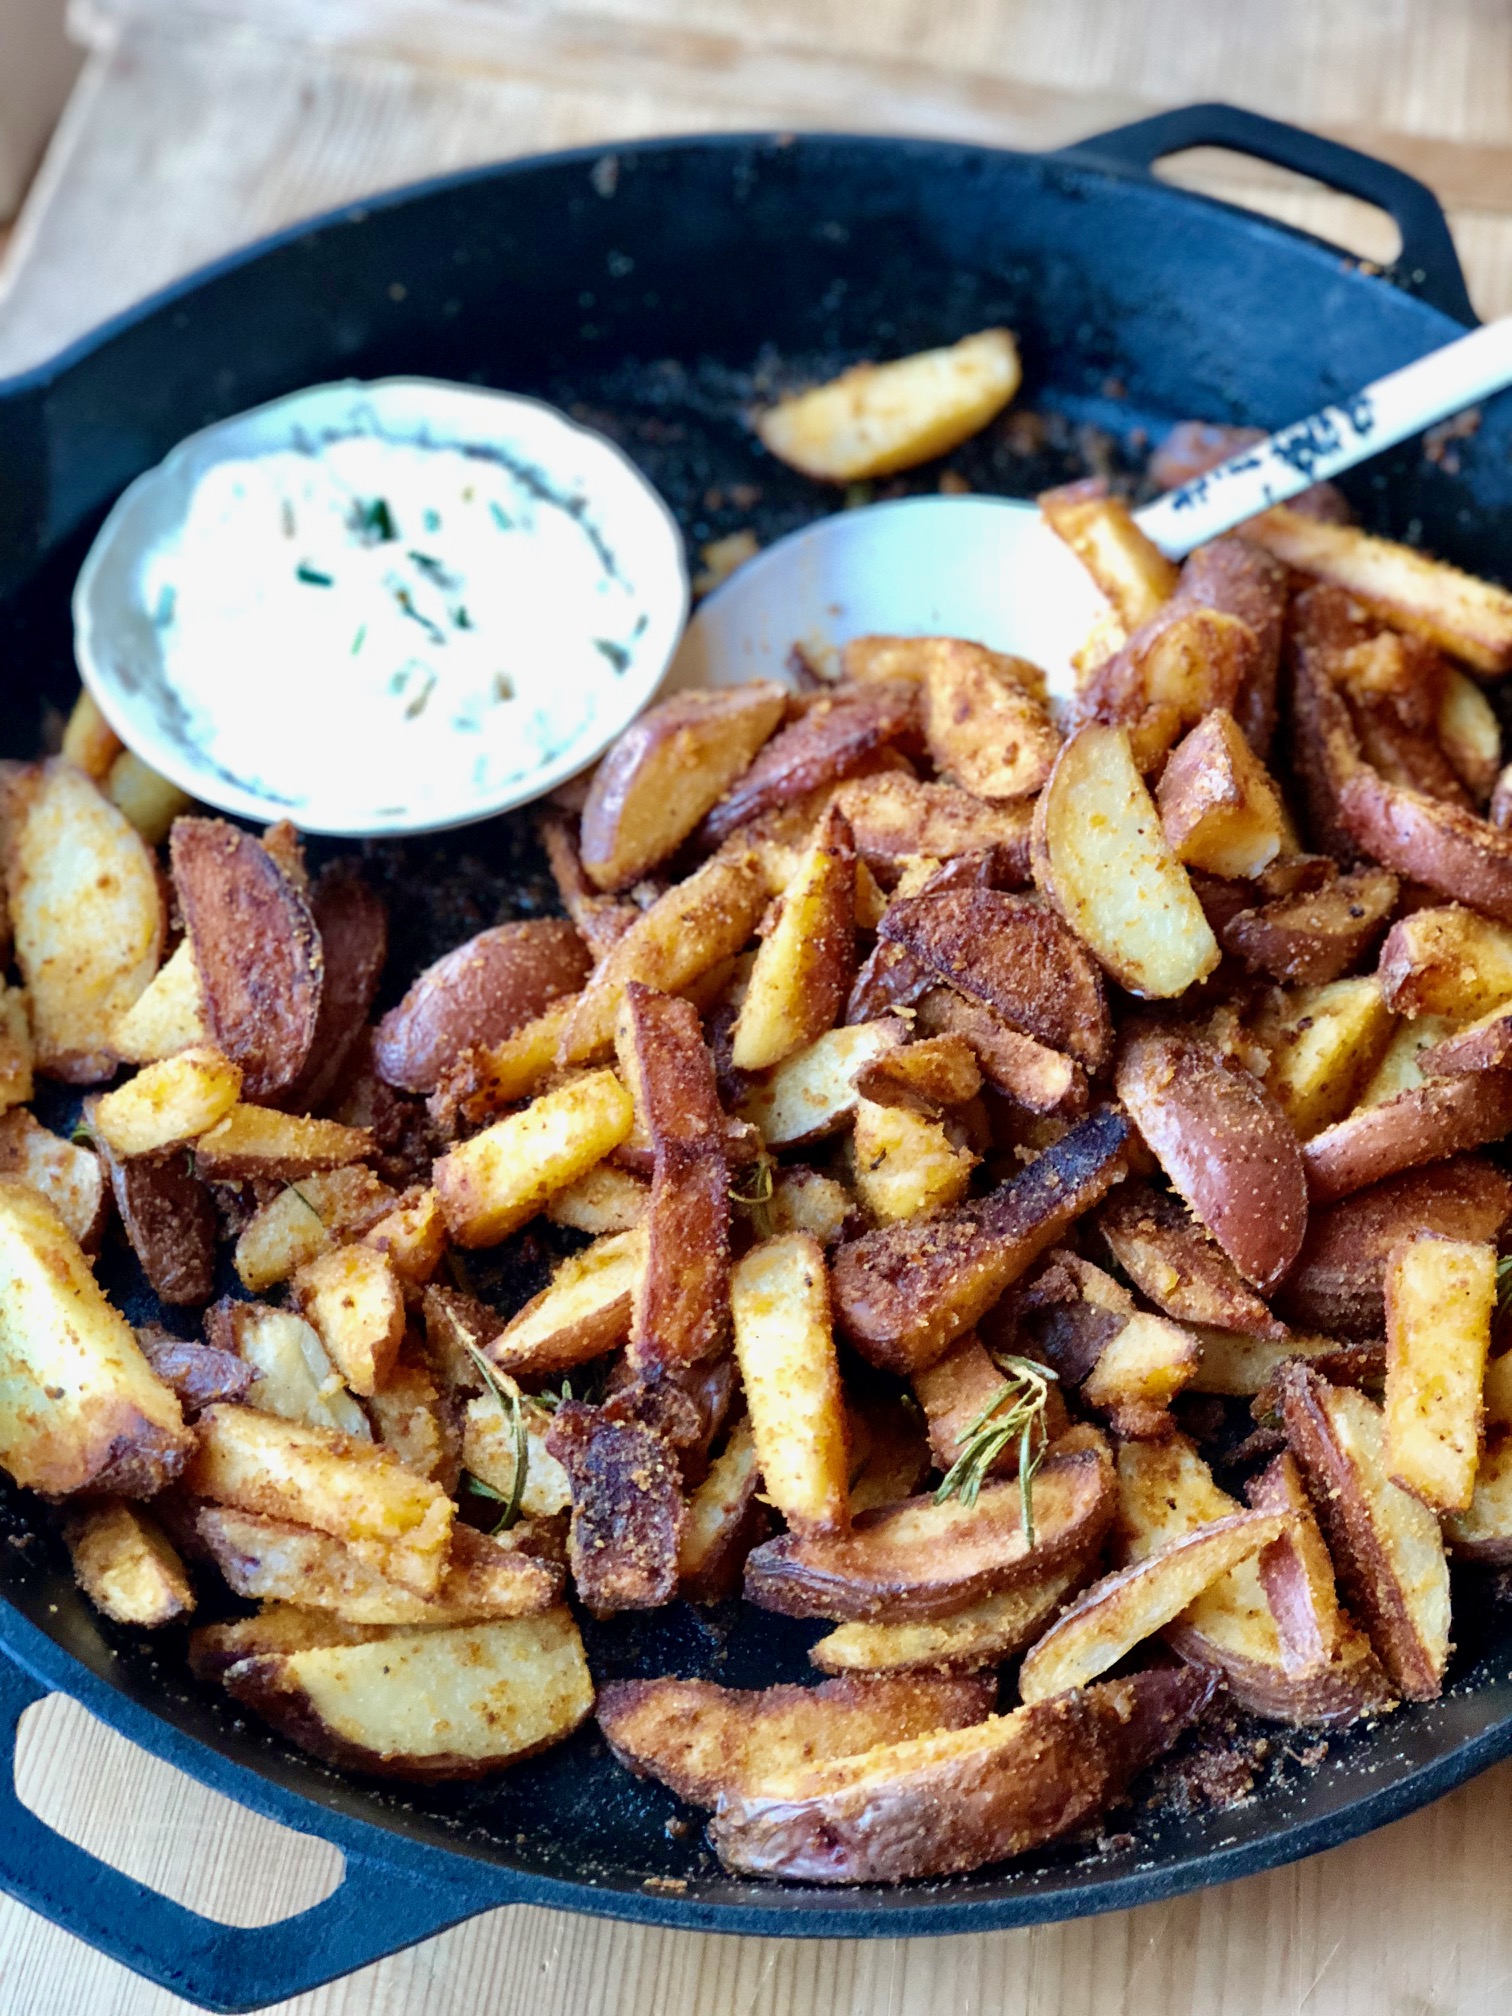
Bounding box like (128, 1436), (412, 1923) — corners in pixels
(1095, 1181), (1285, 1340)
(744, 1437), (1114, 1622)
(1115, 1027), (1307, 1294)
(1382, 1233), (1494, 1513)
(754, 329), (1020, 483)
(282, 864), (389, 1113)
(89, 1111), (217, 1307)
(64, 1500), (194, 1628)
(921, 639), (1059, 800)
(580, 682), (787, 890)
(0, 1109), (107, 1250)
(1222, 869), (1398, 986)
(0, 1180), (190, 1496)
(1032, 725), (1219, 999)
(1156, 710), (1290, 877)
(170, 818), (322, 1101)
(546, 1401), (685, 1613)
(7, 760), (164, 1082)
(701, 684), (920, 847)
(429, 994), (578, 1134)
(433, 1068), (633, 1248)
(731, 804), (856, 1071)
(732, 1233), (850, 1535)
(831, 1109), (1130, 1373)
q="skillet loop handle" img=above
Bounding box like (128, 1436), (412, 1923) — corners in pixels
(0, 1648), (511, 2013)
(1064, 101), (1476, 327)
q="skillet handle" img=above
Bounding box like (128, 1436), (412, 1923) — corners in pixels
(1064, 101), (1476, 327)
(0, 1648), (514, 2013)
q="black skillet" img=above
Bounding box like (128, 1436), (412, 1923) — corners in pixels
(1, 102), (1511, 2014)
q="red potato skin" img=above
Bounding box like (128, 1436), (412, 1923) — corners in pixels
(373, 920), (591, 1094)
(1114, 1027), (1307, 1294)
(170, 818), (324, 1102)
(1221, 870), (1398, 986)
(1096, 1180), (1286, 1339)
(84, 1098), (217, 1307)
(281, 865), (388, 1113)
(707, 1666), (1217, 1884)
(698, 683), (921, 846)
(1302, 1072), (1512, 1205)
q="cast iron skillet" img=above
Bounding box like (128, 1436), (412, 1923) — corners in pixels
(1, 102), (1511, 2014)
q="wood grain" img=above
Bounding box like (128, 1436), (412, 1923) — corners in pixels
(4, 2), (1512, 2009)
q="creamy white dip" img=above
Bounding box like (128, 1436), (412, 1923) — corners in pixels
(137, 434), (648, 825)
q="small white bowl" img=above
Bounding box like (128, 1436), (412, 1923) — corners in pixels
(73, 378), (690, 837)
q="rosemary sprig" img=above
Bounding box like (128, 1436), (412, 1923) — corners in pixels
(459, 1336), (528, 1533)
(729, 1155), (775, 1240)
(934, 1355), (1059, 1547)
(1497, 1253), (1512, 1316)
(535, 1377), (574, 1414)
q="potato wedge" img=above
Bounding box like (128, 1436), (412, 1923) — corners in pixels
(732, 1233), (850, 1535)
(233, 1166), (395, 1294)
(560, 847), (770, 1064)
(1252, 977), (1397, 1138)
(1040, 481), (1178, 629)
(0, 986), (33, 1113)
(60, 690), (123, 779)
(545, 1163), (648, 1236)
(708, 1665), (1213, 1883)
(366, 1354), (455, 1485)
(1438, 665), (1501, 800)
(222, 1609), (593, 1780)
(1156, 710), (1289, 876)
(1250, 503), (1512, 674)
(1382, 1233), (1494, 1513)
(199, 1505), (559, 1624)
(1115, 1026), (1307, 1294)
(64, 1501), (194, 1628)
(754, 329), (1020, 483)
(428, 994), (578, 1136)
(580, 682), (787, 890)
(358, 1187), (446, 1289)
(879, 887), (1110, 1069)
(913, 987), (1085, 1115)
(373, 920), (590, 1095)
(1378, 904), (1512, 1020)
(105, 750), (194, 846)
(1186, 1328), (1367, 1397)
(7, 760), (163, 1081)
(849, 1097), (976, 1224)
(766, 1167), (852, 1246)
(1032, 725), (1219, 998)
(213, 1299), (370, 1438)
(189, 1605), (389, 1684)
(170, 818), (322, 1101)
(739, 1017), (905, 1148)
(1246, 1452), (1391, 1699)
(292, 1243), (405, 1398)
(852, 1034), (981, 1115)
(138, 1329), (253, 1414)
(700, 685), (920, 848)
(831, 1108), (1130, 1373)
(0, 1109), (107, 1250)
(1081, 1312), (1201, 1438)
(545, 1401), (684, 1612)
(1444, 1432), (1512, 1561)
(110, 939), (209, 1065)
(1018, 1508), (1285, 1704)
(462, 1390), (571, 1519)
(1302, 1068), (1512, 1204)
(92, 1047), (241, 1159)
(831, 771), (1033, 877)
(492, 1228), (644, 1378)
(1095, 1180), (1285, 1339)
(921, 639), (1059, 800)
(598, 1670), (995, 1805)
(744, 1436), (1114, 1622)
(187, 1403), (452, 1595)
(0, 1180), (190, 1495)
(809, 1561), (1087, 1676)
(1222, 868), (1398, 987)
(1278, 1365), (1450, 1700)
(732, 804), (856, 1071)
(679, 1414), (769, 1602)
(88, 1116), (217, 1307)
(433, 1068), (633, 1247)
(194, 1104), (373, 1183)
(281, 864), (389, 1114)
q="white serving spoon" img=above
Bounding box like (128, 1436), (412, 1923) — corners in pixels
(670, 314), (1512, 704)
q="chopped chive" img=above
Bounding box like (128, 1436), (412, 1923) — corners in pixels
(296, 562), (333, 586)
(593, 638), (630, 673)
(351, 624), (367, 655)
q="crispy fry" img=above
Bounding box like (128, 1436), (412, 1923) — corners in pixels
(732, 805), (856, 1070)
(732, 1233), (850, 1534)
(110, 939), (209, 1065)
(1040, 480), (1178, 629)
(1252, 977), (1397, 1138)
(921, 639), (1059, 800)
(1156, 710), (1290, 876)
(1383, 1233), (1494, 1513)
(433, 1068), (633, 1247)
(93, 1047), (242, 1158)
(65, 1500), (194, 1628)
(292, 1243), (406, 1398)
(0, 1109), (107, 1250)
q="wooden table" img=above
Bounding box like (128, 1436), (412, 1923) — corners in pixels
(4, 2), (1512, 2008)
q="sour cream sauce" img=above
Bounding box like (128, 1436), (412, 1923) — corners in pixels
(140, 434), (647, 825)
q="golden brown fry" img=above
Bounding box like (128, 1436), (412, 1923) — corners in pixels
(1223, 869), (1398, 986)
(830, 771), (1033, 877)
(1095, 1180), (1286, 1339)
(1252, 977), (1397, 1139)
(849, 1097), (977, 1224)
(732, 1233), (850, 1534)
(739, 1017), (906, 1148)
(0, 1108), (107, 1250)
(1039, 480), (1178, 629)
(110, 939), (209, 1065)
(490, 1227), (645, 1376)
(1303, 1069), (1512, 1204)
(234, 1166), (396, 1294)
(292, 1243), (406, 1398)
(1156, 710), (1290, 876)
(93, 1047), (242, 1158)
(808, 1562), (1087, 1677)
(432, 1068), (633, 1248)
(64, 1500), (194, 1628)
(732, 803), (856, 1070)
(921, 639), (1059, 800)
(679, 1414), (770, 1603)
(1382, 1233), (1494, 1513)
(192, 1104), (373, 1182)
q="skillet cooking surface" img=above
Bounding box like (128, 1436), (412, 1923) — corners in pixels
(3, 110), (1512, 2003)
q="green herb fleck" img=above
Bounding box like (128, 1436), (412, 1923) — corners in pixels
(70, 1122), (94, 1148)
(451, 604), (472, 630)
(489, 501), (513, 531)
(296, 562), (333, 586)
(536, 1378), (574, 1414)
(593, 638), (630, 673)
(408, 550), (451, 585)
(934, 1354), (1059, 1546)
(286, 1183), (322, 1225)
(459, 1338), (528, 1531)
(354, 497), (396, 542)
(395, 587), (445, 644)
(729, 1154), (776, 1242)
(351, 624), (367, 656)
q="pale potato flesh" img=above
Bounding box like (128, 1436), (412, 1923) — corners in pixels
(732, 1233), (850, 1533)
(92, 1046), (241, 1157)
(433, 1068), (634, 1247)
(1383, 1233), (1494, 1512)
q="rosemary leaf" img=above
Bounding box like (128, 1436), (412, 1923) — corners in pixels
(460, 1337), (528, 1531)
(934, 1354), (1058, 1548)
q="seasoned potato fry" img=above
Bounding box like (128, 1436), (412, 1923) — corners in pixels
(1437, 665), (1501, 799)
(462, 1391), (571, 1518)
(853, 1033), (981, 1114)
(1033, 725), (1219, 998)
(598, 1671), (994, 1804)
(187, 1403), (453, 1595)
(199, 1506), (559, 1624)
(1018, 1509), (1285, 1704)
(921, 639), (1059, 800)
(110, 939), (209, 1065)
(1186, 1328), (1364, 1397)
(92, 1047), (242, 1158)
(1382, 1233), (1494, 1512)
(1444, 1433), (1512, 1560)
(739, 1017), (906, 1148)
(831, 1108), (1129, 1373)
(1278, 1366), (1450, 1699)
(732, 1233), (850, 1534)
(170, 818), (322, 1101)
(1156, 710), (1289, 876)
(561, 847), (770, 1064)
(1302, 1068), (1512, 1204)
(1081, 1313), (1201, 1438)
(491, 1227), (645, 1376)
(580, 682), (787, 890)
(7, 760), (163, 1082)
(1377, 904), (1512, 1019)
(105, 750), (193, 845)
(545, 1162), (648, 1235)
(0, 1109), (107, 1249)
(1252, 977), (1397, 1138)
(1040, 481), (1178, 630)
(366, 1354), (455, 1485)
(701, 685), (920, 848)
(831, 771), (1032, 876)
(913, 987), (1085, 1115)
(732, 804), (856, 1070)
(429, 994), (578, 1134)
(212, 1298), (369, 1438)
(754, 329), (1020, 483)
(1250, 503), (1512, 674)
(0, 1180), (189, 1495)
(190, 1605), (390, 1684)
(65, 1500), (194, 1627)
(358, 1187), (446, 1288)
(809, 1561), (1087, 1676)
(546, 1401), (685, 1612)
(0, 986), (33, 1113)
(91, 1118), (217, 1307)
(433, 1068), (633, 1247)
(234, 1166), (395, 1293)
(222, 1609), (593, 1780)
(850, 1097), (976, 1223)
(1095, 1180), (1285, 1339)
(679, 1414), (769, 1602)
(1115, 1026), (1307, 1294)
(708, 1666), (1211, 1884)
(745, 1437), (1114, 1622)
(193, 1103), (373, 1181)
(1223, 868), (1398, 986)
(374, 921), (590, 1095)
(293, 1243), (406, 1398)
(60, 690), (123, 779)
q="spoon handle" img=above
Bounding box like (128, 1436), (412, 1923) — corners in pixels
(1134, 315), (1512, 559)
